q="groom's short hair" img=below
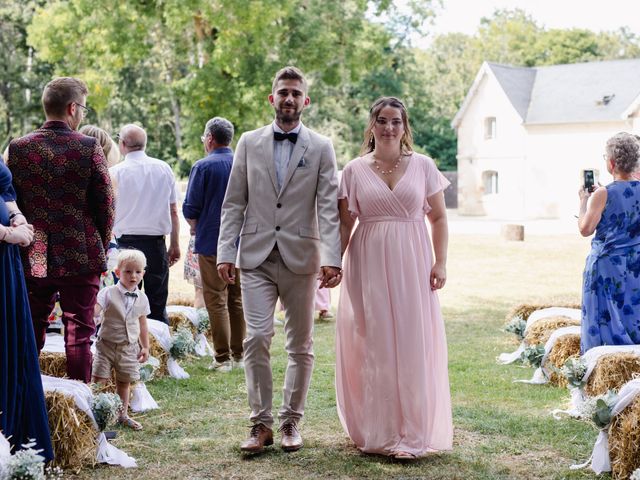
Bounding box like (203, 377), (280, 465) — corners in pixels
(272, 66), (308, 94)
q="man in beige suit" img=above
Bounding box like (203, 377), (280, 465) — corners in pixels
(217, 66), (342, 453)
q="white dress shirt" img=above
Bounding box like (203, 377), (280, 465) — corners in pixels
(109, 150), (177, 237)
(272, 122), (302, 191)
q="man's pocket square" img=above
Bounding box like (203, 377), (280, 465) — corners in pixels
(297, 158), (307, 168)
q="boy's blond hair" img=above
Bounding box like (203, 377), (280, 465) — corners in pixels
(116, 249), (147, 269)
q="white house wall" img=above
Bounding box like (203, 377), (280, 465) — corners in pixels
(523, 121), (634, 219)
(456, 72), (528, 217)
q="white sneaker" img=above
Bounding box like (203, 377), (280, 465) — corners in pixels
(232, 359), (245, 370)
(208, 360), (232, 372)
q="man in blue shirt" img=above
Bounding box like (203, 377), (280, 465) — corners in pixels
(183, 117), (245, 372)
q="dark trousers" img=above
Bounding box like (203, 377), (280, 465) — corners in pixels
(27, 272), (100, 383)
(117, 235), (169, 324)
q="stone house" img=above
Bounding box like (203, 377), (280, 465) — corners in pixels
(452, 58), (640, 219)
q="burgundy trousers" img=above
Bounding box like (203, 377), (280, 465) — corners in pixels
(26, 273), (100, 383)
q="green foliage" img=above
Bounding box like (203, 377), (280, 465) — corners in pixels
(521, 344), (546, 368)
(504, 315), (527, 341)
(2, 1), (639, 176)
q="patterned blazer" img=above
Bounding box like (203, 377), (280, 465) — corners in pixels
(8, 121), (114, 278)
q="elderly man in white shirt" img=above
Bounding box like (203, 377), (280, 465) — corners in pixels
(110, 124), (180, 324)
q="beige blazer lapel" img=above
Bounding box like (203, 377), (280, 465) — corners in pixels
(258, 127), (279, 195)
(279, 126), (309, 198)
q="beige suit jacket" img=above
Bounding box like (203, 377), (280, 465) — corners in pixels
(217, 124), (341, 275)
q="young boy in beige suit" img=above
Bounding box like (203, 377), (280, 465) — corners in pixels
(92, 249), (150, 430)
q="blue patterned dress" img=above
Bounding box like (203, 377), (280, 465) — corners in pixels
(582, 181), (640, 353)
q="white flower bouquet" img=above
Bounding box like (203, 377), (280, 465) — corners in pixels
(169, 326), (196, 360)
(91, 392), (123, 431)
(0, 440), (62, 480)
(577, 390), (618, 429)
(560, 357), (587, 388)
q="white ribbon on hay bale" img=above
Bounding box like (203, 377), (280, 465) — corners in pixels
(552, 345), (640, 419)
(570, 378), (640, 474)
(514, 326), (581, 384)
(498, 307), (581, 364)
(41, 375), (136, 468)
(166, 305), (214, 357)
(147, 318), (191, 379)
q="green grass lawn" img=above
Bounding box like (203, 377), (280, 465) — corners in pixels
(69, 233), (605, 480)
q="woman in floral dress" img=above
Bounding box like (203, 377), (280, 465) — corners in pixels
(579, 132), (640, 352)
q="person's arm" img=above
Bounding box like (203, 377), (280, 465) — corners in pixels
(578, 186), (607, 237)
(426, 191), (448, 290)
(5, 200), (27, 227)
(182, 164), (203, 236)
(168, 202), (181, 265)
(316, 139), (342, 288)
(217, 134), (249, 284)
(338, 198), (355, 255)
(137, 315), (149, 363)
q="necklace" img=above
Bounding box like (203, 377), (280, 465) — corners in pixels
(373, 154), (402, 175)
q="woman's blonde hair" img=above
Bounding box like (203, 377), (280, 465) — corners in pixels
(360, 96), (413, 156)
(79, 125), (120, 167)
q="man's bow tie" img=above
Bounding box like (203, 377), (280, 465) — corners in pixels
(124, 291), (138, 298)
(274, 131), (298, 144)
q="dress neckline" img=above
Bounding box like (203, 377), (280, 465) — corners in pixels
(361, 153), (413, 193)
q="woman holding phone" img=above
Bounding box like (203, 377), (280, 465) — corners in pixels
(579, 132), (640, 353)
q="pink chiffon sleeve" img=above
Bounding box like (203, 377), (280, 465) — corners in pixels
(421, 154), (450, 214)
(338, 161), (359, 218)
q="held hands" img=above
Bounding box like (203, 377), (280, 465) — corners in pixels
(10, 212), (27, 227)
(217, 263), (237, 284)
(138, 347), (149, 363)
(430, 262), (446, 290)
(2, 223), (34, 247)
(319, 266), (342, 289)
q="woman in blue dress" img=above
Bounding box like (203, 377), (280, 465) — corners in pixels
(579, 132), (640, 353)
(0, 159), (53, 461)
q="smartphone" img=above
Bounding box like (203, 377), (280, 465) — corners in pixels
(584, 169), (595, 192)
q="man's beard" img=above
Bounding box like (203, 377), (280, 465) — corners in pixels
(275, 105), (302, 124)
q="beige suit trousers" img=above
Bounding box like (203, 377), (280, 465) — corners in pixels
(240, 248), (317, 428)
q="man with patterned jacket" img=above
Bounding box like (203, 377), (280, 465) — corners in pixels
(8, 76), (114, 383)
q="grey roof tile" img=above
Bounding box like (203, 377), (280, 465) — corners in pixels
(486, 58), (640, 125)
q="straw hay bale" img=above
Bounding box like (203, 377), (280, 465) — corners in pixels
(167, 294), (194, 307)
(45, 391), (97, 471)
(168, 311), (196, 335)
(149, 335), (169, 377)
(523, 316), (580, 346)
(609, 395), (640, 480)
(505, 302), (580, 323)
(584, 353), (640, 397)
(546, 334), (581, 387)
(39, 352), (67, 378)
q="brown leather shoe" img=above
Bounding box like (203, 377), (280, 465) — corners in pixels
(279, 422), (303, 452)
(240, 423), (273, 453)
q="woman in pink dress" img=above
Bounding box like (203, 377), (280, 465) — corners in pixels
(335, 97), (453, 460)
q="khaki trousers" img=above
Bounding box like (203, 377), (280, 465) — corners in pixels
(240, 249), (317, 428)
(198, 254), (245, 363)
